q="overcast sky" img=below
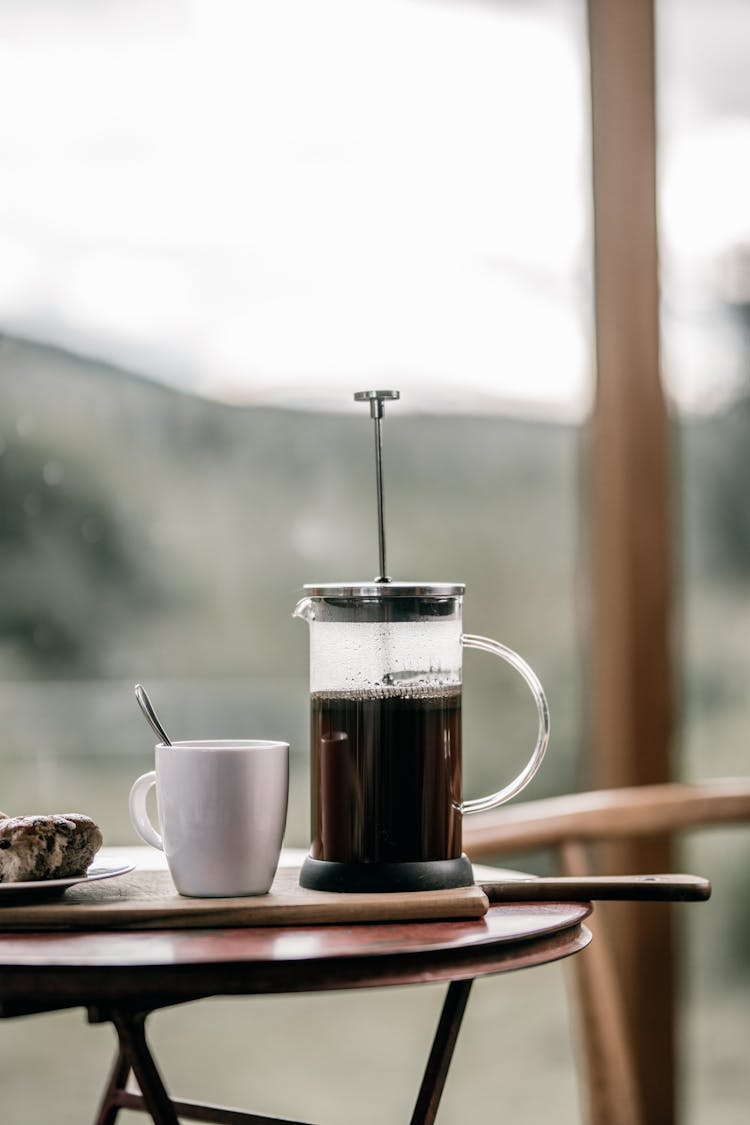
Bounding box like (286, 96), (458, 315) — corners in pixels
(0, 0), (748, 416)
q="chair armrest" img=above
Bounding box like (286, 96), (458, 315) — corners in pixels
(463, 779), (750, 857)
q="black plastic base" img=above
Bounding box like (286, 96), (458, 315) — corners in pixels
(299, 853), (475, 894)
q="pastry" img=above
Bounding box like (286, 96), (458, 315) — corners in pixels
(0, 813), (103, 883)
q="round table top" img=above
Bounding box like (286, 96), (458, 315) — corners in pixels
(0, 902), (591, 1013)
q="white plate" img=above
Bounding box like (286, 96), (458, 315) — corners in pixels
(0, 862), (134, 903)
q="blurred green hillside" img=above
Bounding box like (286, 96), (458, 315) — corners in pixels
(0, 335), (578, 678)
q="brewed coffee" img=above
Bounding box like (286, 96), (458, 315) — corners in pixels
(310, 685), (461, 864)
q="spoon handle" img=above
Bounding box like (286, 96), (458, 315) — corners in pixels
(134, 683), (172, 746)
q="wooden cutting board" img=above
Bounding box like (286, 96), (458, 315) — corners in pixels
(0, 866), (490, 931)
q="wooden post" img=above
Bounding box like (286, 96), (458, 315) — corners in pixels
(587, 1), (675, 1123)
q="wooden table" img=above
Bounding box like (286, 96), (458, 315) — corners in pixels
(0, 850), (592, 1125)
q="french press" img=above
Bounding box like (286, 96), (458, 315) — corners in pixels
(294, 391), (549, 892)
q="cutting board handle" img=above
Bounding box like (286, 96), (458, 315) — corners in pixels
(480, 873), (711, 903)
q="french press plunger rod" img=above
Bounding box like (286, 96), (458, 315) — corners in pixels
(353, 389), (399, 582)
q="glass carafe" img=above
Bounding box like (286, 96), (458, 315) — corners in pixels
(294, 582), (549, 892)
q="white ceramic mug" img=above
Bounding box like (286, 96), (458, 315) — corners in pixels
(129, 740), (289, 897)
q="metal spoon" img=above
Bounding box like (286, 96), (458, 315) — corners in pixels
(134, 683), (172, 746)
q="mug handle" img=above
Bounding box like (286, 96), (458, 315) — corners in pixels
(460, 633), (550, 815)
(129, 771), (164, 850)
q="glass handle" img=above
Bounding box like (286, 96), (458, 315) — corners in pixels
(460, 633), (550, 815)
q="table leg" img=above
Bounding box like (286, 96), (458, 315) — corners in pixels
(409, 978), (473, 1125)
(89, 980), (472, 1125)
(107, 1011), (180, 1125)
(91, 1010), (315, 1125)
(93, 1041), (131, 1125)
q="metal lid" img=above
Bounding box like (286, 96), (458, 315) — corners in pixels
(302, 581), (465, 598)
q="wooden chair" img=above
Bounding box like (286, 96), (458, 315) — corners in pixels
(463, 779), (750, 1125)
